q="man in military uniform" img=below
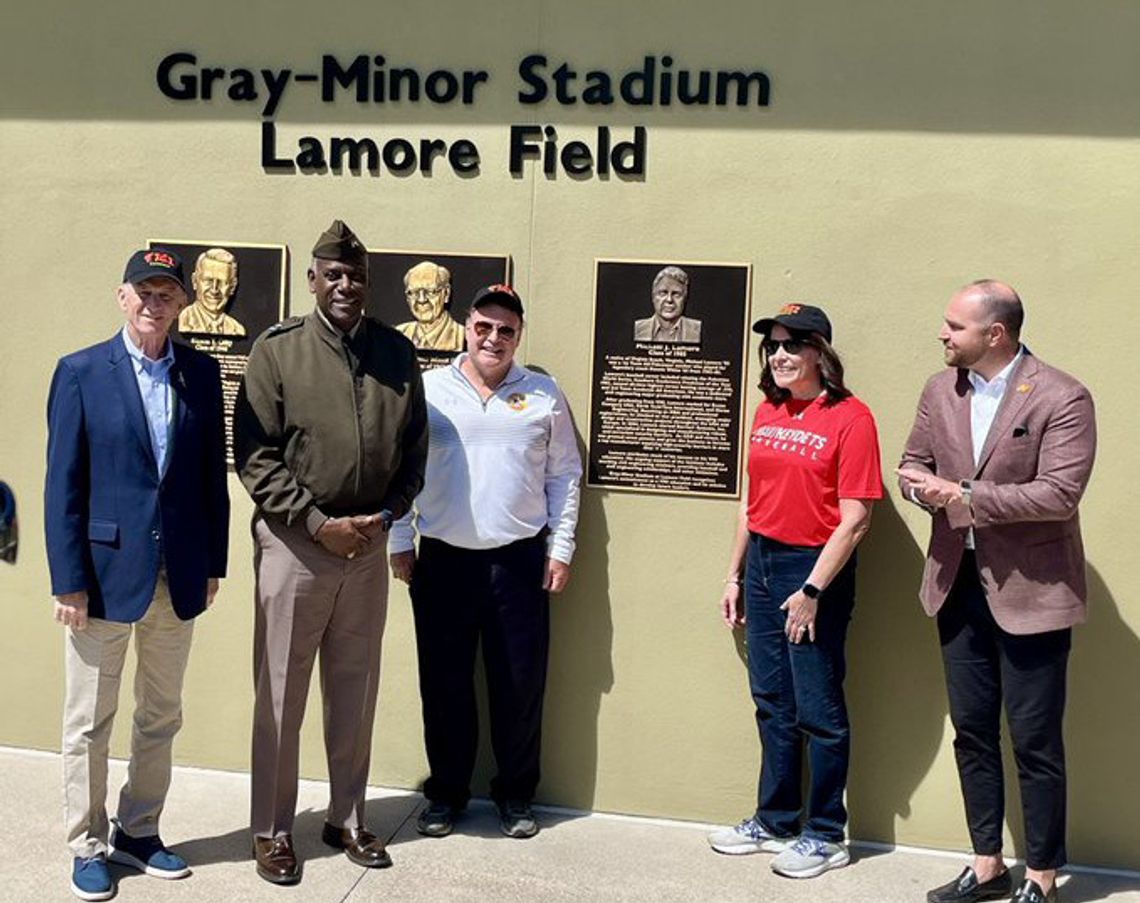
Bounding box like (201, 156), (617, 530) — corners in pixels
(234, 220), (428, 885)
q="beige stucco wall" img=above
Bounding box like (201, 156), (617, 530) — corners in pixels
(1, 0), (1136, 870)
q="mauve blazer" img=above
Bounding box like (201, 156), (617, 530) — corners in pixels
(899, 352), (1096, 635)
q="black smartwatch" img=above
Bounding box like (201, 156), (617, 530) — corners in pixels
(802, 582), (822, 600)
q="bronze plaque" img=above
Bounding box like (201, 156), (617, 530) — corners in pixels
(365, 249), (510, 371)
(587, 259), (752, 498)
(148, 239), (289, 466)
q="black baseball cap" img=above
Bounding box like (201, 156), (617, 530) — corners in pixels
(123, 248), (187, 293)
(471, 283), (524, 317)
(752, 303), (832, 343)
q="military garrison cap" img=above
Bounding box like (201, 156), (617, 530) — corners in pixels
(311, 220), (368, 265)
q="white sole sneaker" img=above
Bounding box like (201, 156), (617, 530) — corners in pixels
(707, 820), (792, 856)
(108, 848), (191, 879)
(770, 844), (850, 878)
(70, 881), (114, 902)
(709, 835), (789, 855)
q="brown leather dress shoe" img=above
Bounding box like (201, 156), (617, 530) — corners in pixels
(252, 834), (301, 885)
(321, 823), (393, 868)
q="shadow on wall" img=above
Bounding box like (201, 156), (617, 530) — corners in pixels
(845, 498), (947, 846)
(540, 396), (614, 809)
(846, 503), (1140, 874)
(540, 487), (614, 810)
(1063, 563), (1139, 872)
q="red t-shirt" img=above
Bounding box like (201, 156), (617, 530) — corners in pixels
(746, 393), (883, 546)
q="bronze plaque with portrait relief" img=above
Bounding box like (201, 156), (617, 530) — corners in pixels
(148, 239), (288, 466)
(366, 249), (510, 372)
(587, 258), (753, 498)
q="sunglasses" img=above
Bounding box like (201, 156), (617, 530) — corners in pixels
(762, 337), (811, 356)
(471, 321), (518, 340)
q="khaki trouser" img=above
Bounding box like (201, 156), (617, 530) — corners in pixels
(63, 575), (194, 857)
(250, 515), (389, 838)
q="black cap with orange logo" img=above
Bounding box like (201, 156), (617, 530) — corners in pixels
(122, 248), (187, 293)
(752, 303), (832, 343)
(471, 283), (525, 317)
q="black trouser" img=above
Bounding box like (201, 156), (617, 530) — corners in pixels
(410, 533), (550, 809)
(937, 552), (1071, 870)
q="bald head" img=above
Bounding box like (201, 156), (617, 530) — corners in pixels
(963, 279), (1024, 344)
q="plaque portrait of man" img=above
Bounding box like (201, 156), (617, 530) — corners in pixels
(633, 266), (702, 344)
(589, 257), (752, 498)
(179, 248), (247, 337)
(395, 261), (465, 352)
(366, 250), (510, 369)
(150, 237), (288, 467)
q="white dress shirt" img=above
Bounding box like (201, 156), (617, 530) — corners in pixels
(121, 327), (175, 477)
(963, 346), (1024, 547)
(968, 347), (1024, 466)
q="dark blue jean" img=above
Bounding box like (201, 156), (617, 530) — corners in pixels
(745, 532), (856, 843)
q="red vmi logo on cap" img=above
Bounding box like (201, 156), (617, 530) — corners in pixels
(779, 304), (802, 315)
(489, 283), (516, 296)
(145, 251), (176, 269)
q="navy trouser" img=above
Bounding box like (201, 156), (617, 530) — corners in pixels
(410, 533), (550, 809)
(938, 553), (1070, 870)
(745, 533), (856, 843)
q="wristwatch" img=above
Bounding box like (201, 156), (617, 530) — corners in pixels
(802, 582), (822, 600)
(958, 480), (973, 506)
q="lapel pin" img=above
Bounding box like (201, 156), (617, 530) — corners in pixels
(1016, 383), (1033, 393)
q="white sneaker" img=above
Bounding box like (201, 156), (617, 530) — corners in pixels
(770, 836), (850, 878)
(707, 817), (790, 855)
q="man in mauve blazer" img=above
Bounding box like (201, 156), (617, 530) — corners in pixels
(898, 280), (1095, 903)
(45, 248), (229, 902)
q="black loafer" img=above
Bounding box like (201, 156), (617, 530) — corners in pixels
(321, 823), (393, 869)
(1011, 878), (1058, 903)
(927, 867), (1012, 903)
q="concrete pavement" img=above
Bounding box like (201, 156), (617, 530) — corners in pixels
(1, 748), (1136, 903)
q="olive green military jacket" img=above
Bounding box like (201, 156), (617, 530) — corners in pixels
(234, 312), (428, 530)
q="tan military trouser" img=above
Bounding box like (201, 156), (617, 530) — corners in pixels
(63, 575), (194, 857)
(250, 515), (389, 838)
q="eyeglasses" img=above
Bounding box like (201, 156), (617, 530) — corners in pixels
(471, 321), (518, 340)
(405, 287), (443, 301)
(762, 337), (811, 356)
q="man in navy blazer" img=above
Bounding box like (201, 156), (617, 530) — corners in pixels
(45, 248), (229, 902)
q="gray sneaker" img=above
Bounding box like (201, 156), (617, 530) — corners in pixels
(498, 800), (538, 839)
(707, 817), (790, 855)
(770, 836), (850, 878)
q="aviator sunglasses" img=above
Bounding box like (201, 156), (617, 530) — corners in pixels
(761, 336), (811, 356)
(471, 320), (518, 340)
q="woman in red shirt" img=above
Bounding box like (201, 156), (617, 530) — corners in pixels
(707, 304), (883, 879)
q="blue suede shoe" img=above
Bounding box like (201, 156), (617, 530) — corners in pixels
(71, 855), (114, 901)
(108, 827), (190, 879)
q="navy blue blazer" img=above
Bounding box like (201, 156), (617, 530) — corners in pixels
(45, 334), (230, 622)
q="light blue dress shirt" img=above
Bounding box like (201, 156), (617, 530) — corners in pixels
(121, 327), (175, 477)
